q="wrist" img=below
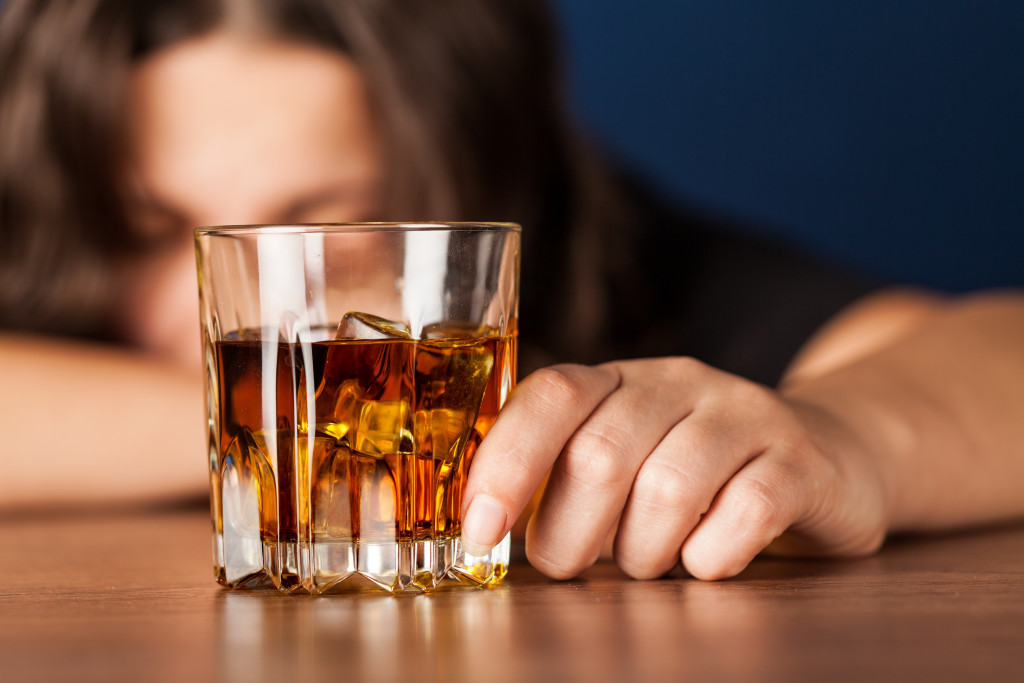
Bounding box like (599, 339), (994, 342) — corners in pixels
(780, 388), (895, 553)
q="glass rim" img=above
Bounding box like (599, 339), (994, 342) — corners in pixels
(194, 221), (521, 237)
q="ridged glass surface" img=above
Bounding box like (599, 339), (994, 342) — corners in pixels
(205, 328), (516, 594)
(197, 225), (520, 593)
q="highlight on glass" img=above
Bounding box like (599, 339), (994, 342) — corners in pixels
(195, 223), (520, 593)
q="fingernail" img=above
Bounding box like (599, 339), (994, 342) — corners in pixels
(461, 494), (508, 557)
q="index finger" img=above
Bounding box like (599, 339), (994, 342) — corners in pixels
(459, 363), (621, 556)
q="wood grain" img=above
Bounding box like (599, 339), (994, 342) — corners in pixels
(1, 508), (1022, 683)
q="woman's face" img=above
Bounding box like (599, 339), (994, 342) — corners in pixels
(123, 31), (381, 366)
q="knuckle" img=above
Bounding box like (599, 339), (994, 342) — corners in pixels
(561, 428), (630, 490)
(779, 439), (822, 482)
(724, 377), (776, 411)
(631, 460), (698, 514)
(788, 424), (828, 464)
(525, 365), (594, 412)
(729, 476), (788, 532)
(661, 355), (711, 383)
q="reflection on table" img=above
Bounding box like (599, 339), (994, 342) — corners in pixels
(1, 508), (1022, 682)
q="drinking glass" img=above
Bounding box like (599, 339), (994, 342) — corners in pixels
(195, 223), (519, 593)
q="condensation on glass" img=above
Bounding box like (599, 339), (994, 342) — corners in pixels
(195, 223), (520, 593)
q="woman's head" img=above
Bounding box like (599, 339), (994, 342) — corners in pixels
(127, 31), (382, 234)
(0, 0), (579, 346)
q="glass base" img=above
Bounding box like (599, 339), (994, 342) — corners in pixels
(213, 532), (510, 594)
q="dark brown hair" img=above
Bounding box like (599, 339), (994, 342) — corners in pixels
(0, 0), (636, 363)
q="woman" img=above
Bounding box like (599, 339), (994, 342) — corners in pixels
(1, 0), (1022, 581)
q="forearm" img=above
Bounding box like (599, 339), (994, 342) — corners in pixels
(0, 333), (207, 508)
(782, 292), (1024, 532)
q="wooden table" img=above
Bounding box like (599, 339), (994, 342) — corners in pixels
(2, 506), (1022, 683)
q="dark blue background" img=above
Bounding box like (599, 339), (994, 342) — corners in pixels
(553, 1), (1023, 292)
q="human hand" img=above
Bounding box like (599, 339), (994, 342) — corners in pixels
(460, 358), (890, 580)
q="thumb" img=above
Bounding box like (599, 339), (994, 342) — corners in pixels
(459, 364), (620, 555)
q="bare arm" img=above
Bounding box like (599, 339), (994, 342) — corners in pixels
(781, 290), (1024, 534)
(0, 333), (206, 509)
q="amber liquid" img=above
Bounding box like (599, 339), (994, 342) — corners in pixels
(214, 331), (516, 559)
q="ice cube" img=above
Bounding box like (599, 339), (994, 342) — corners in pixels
(335, 312), (411, 340)
(420, 321), (487, 340)
(353, 399), (414, 457)
(317, 379), (362, 442)
(315, 376), (416, 458)
(413, 339), (494, 463)
(415, 339), (494, 412)
(414, 407), (473, 463)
